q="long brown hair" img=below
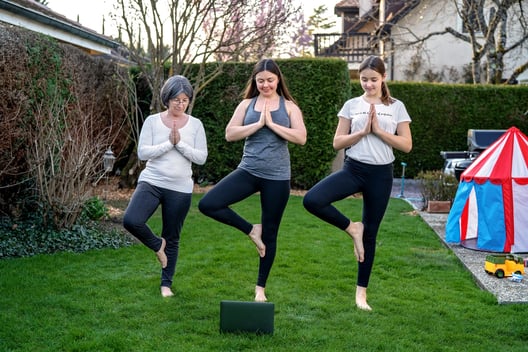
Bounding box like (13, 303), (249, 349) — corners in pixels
(243, 59), (296, 103)
(359, 56), (394, 105)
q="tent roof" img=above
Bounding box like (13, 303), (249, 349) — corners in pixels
(461, 127), (528, 185)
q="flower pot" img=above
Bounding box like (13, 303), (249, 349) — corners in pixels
(427, 200), (451, 213)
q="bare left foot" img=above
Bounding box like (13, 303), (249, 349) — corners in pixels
(346, 222), (364, 262)
(255, 286), (267, 302)
(161, 286), (174, 297)
(248, 224), (266, 258)
(355, 286), (371, 311)
(156, 238), (168, 268)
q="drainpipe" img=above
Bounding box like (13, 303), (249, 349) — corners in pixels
(379, 0), (385, 58)
(390, 37), (395, 80)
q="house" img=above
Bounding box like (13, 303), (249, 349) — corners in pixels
(0, 0), (130, 64)
(315, 0), (528, 83)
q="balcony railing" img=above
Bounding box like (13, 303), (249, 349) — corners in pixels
(314, 33), (376, 64)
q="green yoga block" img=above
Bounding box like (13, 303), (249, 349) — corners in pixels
(219, 300), (274, 334)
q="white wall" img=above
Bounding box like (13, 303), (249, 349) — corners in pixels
(387, 0), (528, 83)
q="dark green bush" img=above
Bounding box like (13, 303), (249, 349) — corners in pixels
(389, 82), (528, 178)
(416, 170), (458, 203)
(190, 62), (528, 185)
(0, 215), (133, 258)
(81, 196), (109, 221)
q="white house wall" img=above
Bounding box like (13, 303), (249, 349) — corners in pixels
(388, 0), (528, 83)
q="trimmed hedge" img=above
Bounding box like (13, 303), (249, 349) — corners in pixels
(2, 24), (526, 196)
(191, 61), (528, 185)
(388, 82), (528, 178)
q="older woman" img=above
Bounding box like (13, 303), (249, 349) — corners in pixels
(123, 75), (208, 297)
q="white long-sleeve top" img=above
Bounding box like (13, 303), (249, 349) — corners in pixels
(137, 112), (208, 193)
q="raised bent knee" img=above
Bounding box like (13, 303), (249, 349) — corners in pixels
(197, 198), (212, 216)
(123, 213), (140, 233)
(302, 193), (318, 214)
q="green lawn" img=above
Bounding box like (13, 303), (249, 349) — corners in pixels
(1, 194), (527, 351)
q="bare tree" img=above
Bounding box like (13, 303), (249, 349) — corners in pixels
(288, 5), (336, 58)
(451, 0), (528, 83)
(28, 100), (107, 228)
(112, 0), (301, 113)
(405, 0), (527, 84)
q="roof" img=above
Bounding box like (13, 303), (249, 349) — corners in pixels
(336, 0), (360, 7)
(380, 0), (421, 34)
(0, 0), (132, 64)
(461, 127), (528, 184)
(335, 0), (360, 14)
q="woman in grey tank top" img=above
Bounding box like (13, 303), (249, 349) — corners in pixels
(199, 59), (307, 302)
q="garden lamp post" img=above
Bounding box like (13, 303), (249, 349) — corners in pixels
(103, 147), (116, 173)
(102, 147), (116, 199)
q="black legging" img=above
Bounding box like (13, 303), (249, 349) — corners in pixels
(198, 168), (290, 287)
(303, 158), (393, 288)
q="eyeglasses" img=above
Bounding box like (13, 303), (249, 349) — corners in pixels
(171, 99), (189, 105)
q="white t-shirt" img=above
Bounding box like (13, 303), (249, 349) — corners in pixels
(137, 113), (207, 193)
(338, 96), (411, 165)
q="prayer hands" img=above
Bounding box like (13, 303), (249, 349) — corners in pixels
(258, 99), (272, 128)
(170, 121), (180, 145)
(370, 104), (381, 135)
(361, 104), (374, 135)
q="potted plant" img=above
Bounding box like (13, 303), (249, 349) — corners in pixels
(416, 170), (459, 213)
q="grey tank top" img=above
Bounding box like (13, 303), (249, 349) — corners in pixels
(238, 96), (291, 180)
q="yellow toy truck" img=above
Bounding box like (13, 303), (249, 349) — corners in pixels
(484, 254), (525, 278)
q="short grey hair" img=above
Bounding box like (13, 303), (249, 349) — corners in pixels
(160, 75), (193, 107)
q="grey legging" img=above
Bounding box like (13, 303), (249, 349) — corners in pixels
(123, 182), (191, 288)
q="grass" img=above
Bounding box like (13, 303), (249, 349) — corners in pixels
(1, 194), (527, 351)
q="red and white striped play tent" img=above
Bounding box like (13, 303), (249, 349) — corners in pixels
(445, 126), (528, 253)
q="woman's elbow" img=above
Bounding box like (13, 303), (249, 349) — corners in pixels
(225, 128), (241, 142)
(137, 149), (147, 161)
(225, 131), (235, 142)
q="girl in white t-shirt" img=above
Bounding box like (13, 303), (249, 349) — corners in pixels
(303, 56), (412, 311)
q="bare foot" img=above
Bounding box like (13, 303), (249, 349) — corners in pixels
(161, 286), (174, 297)
(346, 221), (364, 262)
(355, 286), (371, 311)
(248, 224), (266, 258)
(156, 238), (167, 268)
(255, 286), (267, 302)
